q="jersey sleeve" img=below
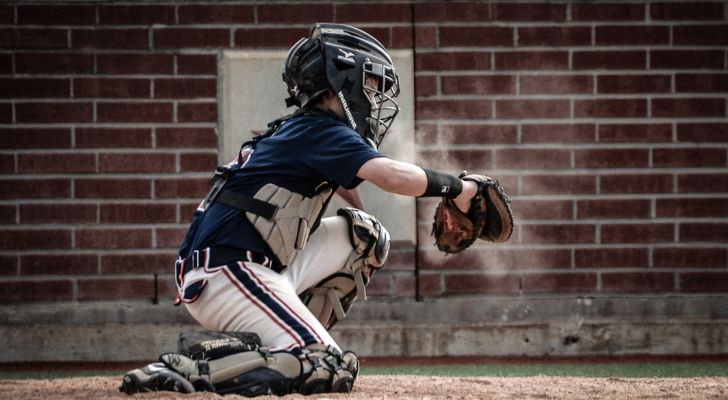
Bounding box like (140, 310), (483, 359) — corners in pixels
(303, 122), (385, 189)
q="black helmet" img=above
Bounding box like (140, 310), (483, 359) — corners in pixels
(282, 23), (400, 148)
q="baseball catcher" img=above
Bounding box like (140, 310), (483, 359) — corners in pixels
(120, 23), (513, 397)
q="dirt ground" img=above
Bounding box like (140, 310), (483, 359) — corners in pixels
(2, 375), (728, 400)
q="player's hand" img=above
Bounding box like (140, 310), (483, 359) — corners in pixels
(453, 180), (477, 214)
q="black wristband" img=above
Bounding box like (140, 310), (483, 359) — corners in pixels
(421, 168), (463, 199)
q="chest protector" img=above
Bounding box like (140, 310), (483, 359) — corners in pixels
(245, 183), (333, 267)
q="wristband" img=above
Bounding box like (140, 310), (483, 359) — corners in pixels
(420, 168), (463, 199)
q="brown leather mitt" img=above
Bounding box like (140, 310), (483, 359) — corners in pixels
(431, 173), (514, 254)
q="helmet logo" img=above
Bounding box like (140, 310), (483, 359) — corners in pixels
(337, 91), (357, 130)
(337, 49), (356, 64)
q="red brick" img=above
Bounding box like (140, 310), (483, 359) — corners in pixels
(657, 198), (728, 218)
(179, 4), (255, 24)
(72, 29), (148, 50)
(75, 228), (151, 249)
(0, 153), (13, 172)
(98, 53), (174, 74)
(573, 51), (645, 70)
(676, 74), (728, 93)
(675, 25), (728, 46)
(572, 3), (645, 21)
(367, 275), (392, 297)
(512, 199), (572, 220)
(21, 254), (97, 275)
(74, 78), (150, 99)
(1, 280), (73, 302)
(0, 128), (71, 149)
(234, 28), (309, 48)
(0, 54), (11, 74)
(680, 272), (728, 292)
(496, 148), (570, 170)
(0, 5), (13, 24)
(0, 206), (15, 224)
(394, 275), (416, 298)
(78, 278), (155, 301)
(577, 199), (651, 219)
(440, 27), (513, 47)
(419, 248), (498, 271)
(414, 26), (437, 47)
(416, 99), (491, 119)
(444, 273), (520, 295)
(518, 27), (590, 46)
(597, 75), (671, 94)
(180, 202), (201, 221)
(156, 228), (187, 249)
(258, 4), (331, 24)
(495, 248), (571, 269)
(335, 3), (411, 23)
(17, 4), (95, 25)
(495, 51), (568, 70)
(601, 224), (674, 244)
(596, 26), (669, 45)
(651, 50), (724, 70)
(98, 5), (175, 25)
(417, 149), (493, 171)
(651, 2), (724, 20)
(416, 51), (490, 71)
(494, 3), (565, 21)
(522, 124), (594, 144)
(75, 179), (151, 199)
(443, 124), (517, 145)
(655, 248), (727, 268)
(178, 102), (217, 123)
(575, 248), (648, 268)
(97, 102), (173, 123)
(20, 204), (96, 224)
(154, 28), (229, 49)
(575, 99), (647, 118)
(180, 153), (217, 173)
(520, 75), (592, 95)
(521, 224), (595, 244)
(418, 273), (441, 297)
(0, 78), (69, 99)
(76, 128), (151, 149)
(156, 127), (217, 148)
(496, 99), (569, 119)
(680, 223), (728, 242)
(601, 272), (674, 292)
(0, 178), (70, 200)
(0, 229), (72, 250)
(155, 78), (217, 99)
(415, 76), (436, 97)
(18, 153), (96, 174)
(653, 98), (725, 118)
(441, 75), (514, 95)
(100, 204), (177, 224)
(414, 2), (489, 22)
(15, 53), (93, 74)
(521, 175), (596, 195)
(575, 149), (648, 169)
(0, 28), (67, 49)
(654, 148), (726, 168)
(523, 273), (596, 293)
(155, 178), (208, 199)
(600, 174), (673, 194)
(177, 54), (217, 75)
(16, 102), (92, 123)
(101, 254), (174, 274)
(598, 124), (672, 143)
(678, 123), (728, 142)
(678, 174), (728, 193)
(99, 153), (175, 173)
(0, 104), (10, 124)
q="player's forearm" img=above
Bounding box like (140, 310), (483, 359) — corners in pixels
(357, 157), (427, 196)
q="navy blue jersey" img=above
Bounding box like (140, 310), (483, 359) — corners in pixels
(179, 112), (384, 263)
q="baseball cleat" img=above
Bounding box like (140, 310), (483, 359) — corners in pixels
(119, 362), (195, 394)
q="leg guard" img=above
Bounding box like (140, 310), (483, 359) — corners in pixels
(119, 362), (195, 395)
(299, 207), (390, 329)
(158, 344), (359, 397)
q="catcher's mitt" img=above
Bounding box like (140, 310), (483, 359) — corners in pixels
(431, 173), (514, 254)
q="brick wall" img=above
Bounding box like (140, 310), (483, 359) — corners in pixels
(1, 1), (726, 304)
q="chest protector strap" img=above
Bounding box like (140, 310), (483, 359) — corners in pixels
(245, 183), (333, 267)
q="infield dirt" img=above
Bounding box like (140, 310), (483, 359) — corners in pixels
(2, 375), (727, 399)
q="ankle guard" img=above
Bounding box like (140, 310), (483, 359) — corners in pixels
(300, 207), (390, 329)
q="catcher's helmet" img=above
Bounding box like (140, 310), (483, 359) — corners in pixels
(283, 23), (400, 148)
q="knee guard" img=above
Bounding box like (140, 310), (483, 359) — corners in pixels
(300, 207), (390, 329)
(159, 344), (359, 397)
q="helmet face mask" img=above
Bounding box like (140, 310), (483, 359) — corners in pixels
(282, 23), (401, 149)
